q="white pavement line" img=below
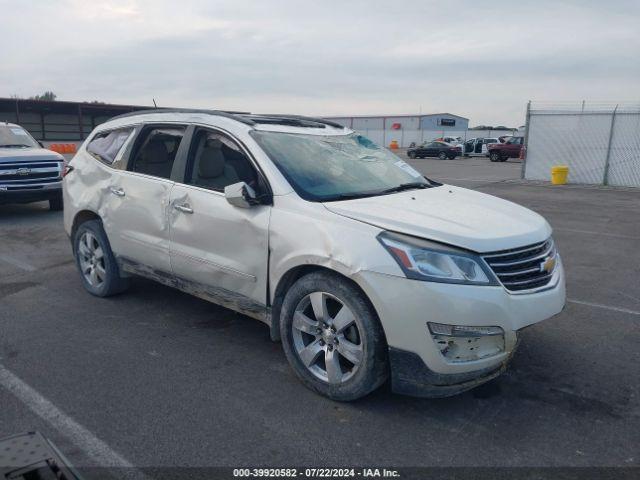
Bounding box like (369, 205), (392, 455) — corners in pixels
(0, 364), (151, 480)
(568, 299), (640, 316)
(0, 254), (37, 272)
(554, 228), (640, 241)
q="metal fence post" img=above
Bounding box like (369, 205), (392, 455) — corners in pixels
(520, 100), (531, 179)
(602, 105), (618, 186)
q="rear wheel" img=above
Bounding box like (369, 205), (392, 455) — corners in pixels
(438, 151), (448, 160)
(74, 219), (130, 297)
(280, 271), (388, 401)
(49, 193), (63, 211)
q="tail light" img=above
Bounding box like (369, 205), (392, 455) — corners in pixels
(519, 146), (526, 160)
(62, 164), (74, 178)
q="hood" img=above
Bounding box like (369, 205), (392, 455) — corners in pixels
(0, 147), (64, 163)
(322, 185), (551, 252)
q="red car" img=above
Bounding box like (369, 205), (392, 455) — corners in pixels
(487, 136), (524, 162)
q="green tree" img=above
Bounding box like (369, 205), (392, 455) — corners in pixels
(29, 91), (57, 101)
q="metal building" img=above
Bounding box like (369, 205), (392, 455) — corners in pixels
(324, 113), (469, 148)
(0, 97), (151, 143)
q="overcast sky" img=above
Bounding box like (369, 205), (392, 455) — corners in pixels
(1, 0), (638, 126)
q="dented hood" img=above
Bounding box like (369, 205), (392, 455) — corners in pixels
(0, 147), (63, 163)
(322, 185), (551, 253)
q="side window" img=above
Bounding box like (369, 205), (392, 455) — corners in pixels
(129, 127), (185, 179)
(186, 130), (258, 192)
(87, 128), (134, 165)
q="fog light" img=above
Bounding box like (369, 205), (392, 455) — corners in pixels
(428, 323), (503, 337)
(427, 322), (505, 363)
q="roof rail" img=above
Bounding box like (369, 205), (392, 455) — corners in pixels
(257, 114), (345, 129)
(108, 108), (255, 125)
(108, 109), (346, 129)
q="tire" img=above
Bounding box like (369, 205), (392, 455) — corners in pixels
(280, 271), (388, 401)
(489, 152), (501, 162)
(73, 219), (130, 297)
(49, 193), (63, 211)
(438, 151), (447, 160)
(448, 155), (456, 160)
(407, 151), (416, 159)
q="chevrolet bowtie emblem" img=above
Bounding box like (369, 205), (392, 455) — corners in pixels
(540, 256), (556, 274)
(16, 167), (31, 176)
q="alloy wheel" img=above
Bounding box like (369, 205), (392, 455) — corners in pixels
(77, 231), (106, 288)
(291, 292), (364, 384)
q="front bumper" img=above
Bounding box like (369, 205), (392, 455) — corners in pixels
(354, 259), (565, 397)
(389, 347), (510, 398)
(0, 182), (62, 205)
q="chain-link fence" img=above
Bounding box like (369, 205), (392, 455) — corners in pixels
(522, 102), (640, 187)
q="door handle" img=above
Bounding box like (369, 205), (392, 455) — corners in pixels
(174, 203), (194, 214)
(109, 186), (125, 197)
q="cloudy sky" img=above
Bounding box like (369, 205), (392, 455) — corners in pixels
(1, 0), (638, 126)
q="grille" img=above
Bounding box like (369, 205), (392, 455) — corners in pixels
(482, 238), (557, 292)
(0, 160), (62, 186)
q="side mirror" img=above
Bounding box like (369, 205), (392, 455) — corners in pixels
(224, 181), (258, 209)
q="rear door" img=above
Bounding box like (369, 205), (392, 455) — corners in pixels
(101, 124), (187, 273)
(168, 126), (271, 310)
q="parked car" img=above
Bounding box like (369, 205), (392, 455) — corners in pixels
(64, 110), (565, 401)
(434, 136), (462, 144)
(407, 141), (461, 159)
(461, 137), (500, 157)
(0, 123), (65, 210)
(487, 136), (525, 162)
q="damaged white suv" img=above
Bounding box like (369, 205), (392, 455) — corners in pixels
(64, 110), (565, 401)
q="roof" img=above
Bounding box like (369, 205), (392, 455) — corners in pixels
(324, 112), (469, 121)
(101, 109), (350, 136)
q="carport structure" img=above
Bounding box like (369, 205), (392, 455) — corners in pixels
(0, 97), (152, 142)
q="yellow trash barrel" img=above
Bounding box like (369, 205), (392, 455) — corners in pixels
(551, 165), (569, 185)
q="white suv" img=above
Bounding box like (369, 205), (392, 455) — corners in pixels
(63, 110), (565, 401)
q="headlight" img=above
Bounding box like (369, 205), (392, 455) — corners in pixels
(377, 231), (498, 285)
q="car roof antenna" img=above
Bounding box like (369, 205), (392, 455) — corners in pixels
(152, 98), (158, 108)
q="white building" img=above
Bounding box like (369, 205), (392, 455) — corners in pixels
(324, 113), (470, 148)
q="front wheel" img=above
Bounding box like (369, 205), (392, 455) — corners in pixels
(49, 193), (63, 211)
(438, 151), (448, 160)
(280, 271), (388, 401)
(407, 151), (416, 159)
(490, 152), (501, 162)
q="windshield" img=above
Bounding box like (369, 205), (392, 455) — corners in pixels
(0, 125), (39, 148)
(251, 131), (431, 201)
(507, 137), (522, 144)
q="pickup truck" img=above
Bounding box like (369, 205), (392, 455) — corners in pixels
(0, 123), (65, 210)
(487, 136), (524, 162)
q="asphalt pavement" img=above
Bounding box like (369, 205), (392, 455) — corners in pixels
(0, 154), (638, 478)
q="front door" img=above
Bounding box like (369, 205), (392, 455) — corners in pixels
(168, 127), (271, 313)
(102, 125), (187, 273)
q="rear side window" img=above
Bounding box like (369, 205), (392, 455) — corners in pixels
(87, 128), (134, 165)
(129, 127), (185, 180)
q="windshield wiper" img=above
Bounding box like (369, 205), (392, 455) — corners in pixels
(380, 182), (430, 194)
(333, 191), (382, 200)
(0, 144), (31, 148)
